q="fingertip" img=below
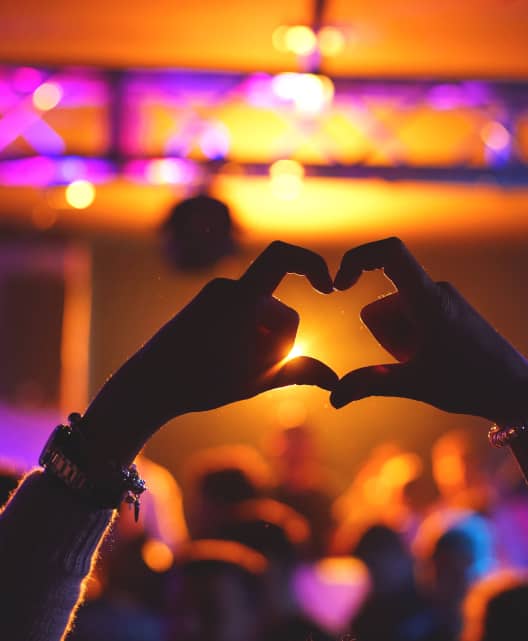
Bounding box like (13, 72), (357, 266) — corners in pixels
(319, 281), (334, 295)
(333, 271), (360, 291)
(329, 391), (347, 409)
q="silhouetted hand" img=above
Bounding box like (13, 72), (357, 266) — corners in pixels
(82, 242), (337, 463)
(330, 237), (528, 425)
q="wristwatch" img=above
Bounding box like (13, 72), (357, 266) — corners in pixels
(39, 413), (146, 519)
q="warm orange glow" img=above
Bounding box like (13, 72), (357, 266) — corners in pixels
(179, 539), (268, 574)
(270, 159), (304, 200)
(277, 398), (308, 427)
(32, 82), (63, 111)
(285, 341), (305, 361)
(316, 557), (370, 585)
(65, 180), (96, 209)
(379, 453), (422, 486)
(434, 453), (466, 490)
(318, 27), (346, 57)
(271, 25), (289, 53)
(284, 25), (318, 56)
(141, 539), (174, 573)
(60, 247), (91, 412)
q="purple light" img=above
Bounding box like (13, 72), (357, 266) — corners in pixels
(427, 84), (467, 110)
(12, 67), (45, 94)
(427, 82), (490, 110)
(125, 158), (199, 185)
(25, 119), (66, 155)
(0, 157), (114, 186)
(0, 157), (56, 186)
(199, 123), (230, 159)
(244, 73), (276, 108)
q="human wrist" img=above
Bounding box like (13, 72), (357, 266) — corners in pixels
(79, 355), (187, 467)
(489, 373), (528, 428)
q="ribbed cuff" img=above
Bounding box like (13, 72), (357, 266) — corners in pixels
(0, 469), (113, 575)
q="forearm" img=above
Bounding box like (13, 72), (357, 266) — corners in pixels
(0, 471), (113, 641)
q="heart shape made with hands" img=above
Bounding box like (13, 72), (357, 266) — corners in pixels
(256, 237), (528, 426)
(240, 237), (430, 402)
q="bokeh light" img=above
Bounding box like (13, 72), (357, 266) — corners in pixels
(285, 340), (305, 361)
(65, 179), (96, 209)
(271, 25), (289, 52)
(284, 25), (318, 56)
(272, 73), (334, 115)
(318, 26), (346, 57)
(199, 123), (230, 159)
(141, 539), (174, 573)
(32, 82), (63, 111)
(270, 159), (304, 200)
(147, 158), (185, 184)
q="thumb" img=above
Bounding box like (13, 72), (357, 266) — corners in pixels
(269, 356), (338, 392)
(330, 363), (414, 408)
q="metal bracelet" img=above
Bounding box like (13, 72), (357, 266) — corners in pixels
(40, 412), (147, 520)
(488, 423), (528, 448)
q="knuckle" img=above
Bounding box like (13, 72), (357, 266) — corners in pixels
(385, 236), (405, 252)
(268, 240), (288, 253)
(202, 277), (235, 295)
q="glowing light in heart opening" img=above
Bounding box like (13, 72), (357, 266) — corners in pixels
(285, 340), (306, 361)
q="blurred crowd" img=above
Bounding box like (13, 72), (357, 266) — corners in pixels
(3, 423), (528, 641)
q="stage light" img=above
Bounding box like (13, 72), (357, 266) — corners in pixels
(318, 27), (346, 56)
(147, 158), (185, 184)
(271, 73), (334, 115)
(270, 159), (304, 200)
(65, 180), (96, 209)
(13, 67), (44, 93)
(480, 121), (511, 151)
(32, 82), (63, 111)
(141, 539), (174, 573)
(284, 25), (318, 56)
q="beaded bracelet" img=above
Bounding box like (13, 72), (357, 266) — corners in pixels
(488, 423), (528, 448)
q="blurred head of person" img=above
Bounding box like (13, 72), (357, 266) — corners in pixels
(353, 524), (415, 597)
(461, 569), (528, 641)
(183, 444), (272, 539)
(432, 429), (500, 512)
(161, 194), (236, 271)
(217, 498), (311, 620)
(414, 509), (497, 636)
(167, 539), (266, 641)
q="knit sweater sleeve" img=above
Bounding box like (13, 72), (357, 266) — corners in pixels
(0, 470), (113, 641)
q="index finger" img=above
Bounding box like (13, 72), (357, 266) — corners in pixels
(239, 241), (333, 296)
(334, 237), (435, 305)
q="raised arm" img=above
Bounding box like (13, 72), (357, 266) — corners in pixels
(0, 241), (337, 641)
(330, 237), (528, 475)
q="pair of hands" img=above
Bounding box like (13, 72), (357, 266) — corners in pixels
(83, 237), (528, 464)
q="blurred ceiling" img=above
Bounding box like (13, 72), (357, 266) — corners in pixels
(0, 1), (528, 240)
(0, 0), (527, 77)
